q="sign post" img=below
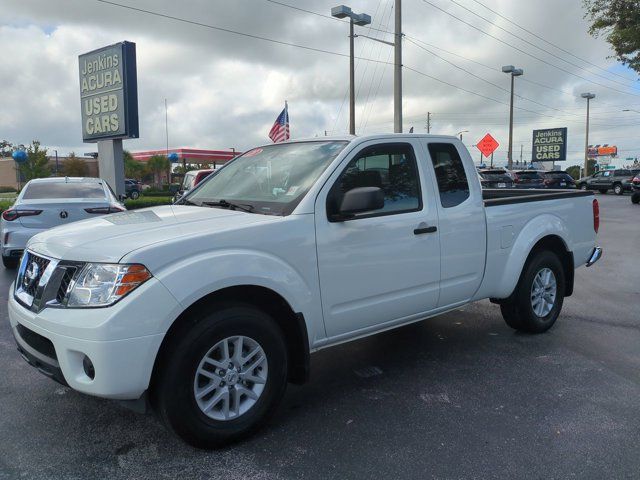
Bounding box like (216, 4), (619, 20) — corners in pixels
(79, 41), (138, 196)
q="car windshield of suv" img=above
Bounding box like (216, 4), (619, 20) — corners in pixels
(21, 182), (106, 200)
(545, 172), (570, 179)
(186, 141), (348, 216)
(517, 172), (542, 179)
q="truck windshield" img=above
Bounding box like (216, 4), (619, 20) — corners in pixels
(186, 141), (348, 215)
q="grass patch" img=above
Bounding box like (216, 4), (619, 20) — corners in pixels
(124, 196), (173, 210)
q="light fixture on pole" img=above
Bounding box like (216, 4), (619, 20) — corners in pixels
(332, 5), (371, 135)
(581, 92), (596, 177)
(502, 65), (523, 170)
(456, 130), (469, 141)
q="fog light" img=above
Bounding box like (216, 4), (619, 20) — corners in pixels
(82, 355), (95, 380)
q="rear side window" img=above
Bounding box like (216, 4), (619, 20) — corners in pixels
(330, 143), (421, 218)
(22, 182), (106, 200)
(428, 143), (470, 208)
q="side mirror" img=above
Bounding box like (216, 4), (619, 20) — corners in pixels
(334, 187), (384, 220)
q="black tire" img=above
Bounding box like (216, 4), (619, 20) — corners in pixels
(613, 183), (623, 195)
(632, 191), (640, 204)
(130, 190), (140, 200)
(579, 184), (588, 191)
(598, 189), (608, 194)
(500, 250), (565, 334)
(151, 302), (288, 449)
(2, 255), (18, 269)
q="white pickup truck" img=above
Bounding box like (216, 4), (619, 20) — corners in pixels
(8, 134), (601, 448)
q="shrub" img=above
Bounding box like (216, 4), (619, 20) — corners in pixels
(124, 196), (173, 210)
(0, 186), (17, 193)
(0, 200), (14, 213)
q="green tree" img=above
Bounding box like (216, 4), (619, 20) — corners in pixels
(584, 0), (640, 73)
(147, 154), (170, 188)
(62, 152), (88, 177)
(124, 150), (147, 179)
(18, 140), (51, 181)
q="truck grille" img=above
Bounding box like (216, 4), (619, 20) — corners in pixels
(14, 251), (83, 312)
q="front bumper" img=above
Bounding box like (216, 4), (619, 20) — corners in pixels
(8, 277), (182, 400)
(586, 246), (603, 267)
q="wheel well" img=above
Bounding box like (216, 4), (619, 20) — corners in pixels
(529, 235), (574, 297)
(150, 285), (310, 392)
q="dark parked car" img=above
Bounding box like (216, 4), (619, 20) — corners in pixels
(542, 171), (576, 189)
(124, 179), (141, 199)
(511, 170), (545, 188)
(478, 169), (514, 189)
(631, 173), (640, 204)
(576, 169), (640, 195)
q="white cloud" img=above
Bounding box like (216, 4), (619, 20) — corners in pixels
(0, 0), (639, 166)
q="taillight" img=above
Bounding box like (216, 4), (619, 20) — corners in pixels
(84, 205), (126, 214)
(544, 179), (551, 185)
(593, 199), (599, 233)
(633, 176), (640, 185)
(1, 209), (42, 221)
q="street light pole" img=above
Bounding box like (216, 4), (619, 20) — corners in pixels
(394, 0), (402, 133)
(332, 5), (371, 136)
(502, 65), (523, 171)
(456, 130), (468, 141)
(582, 93), (596, 177)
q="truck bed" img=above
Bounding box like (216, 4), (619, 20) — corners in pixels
(483, 188), (593, 206)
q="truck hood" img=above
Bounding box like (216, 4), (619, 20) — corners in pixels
(27, 205), (280, 262)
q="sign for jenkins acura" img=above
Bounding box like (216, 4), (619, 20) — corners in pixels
(531, 127), (567, 162)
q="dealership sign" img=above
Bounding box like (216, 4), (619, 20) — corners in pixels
(532, 127), (567, 161)
(79, 41), (139, 142)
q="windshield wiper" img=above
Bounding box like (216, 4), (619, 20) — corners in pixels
(202, 200), (255, 213)
(180, 198), (199, 206)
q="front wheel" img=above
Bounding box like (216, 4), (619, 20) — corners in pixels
(500, 250), (565, 334)
(613, 183), (623, 195)
(151, 302), (288, 448)
(579, 184), (588, 191)
(130, 190), (140, 200)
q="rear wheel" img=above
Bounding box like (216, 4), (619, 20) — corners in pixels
(613, 183), (623, 195)
(130, 190), (140, 200)
(580, 184), (588, 191)
(500, 250), (565, 334)
(632, 191), (640, 204)
(151, 302), (288, 449)
(2, 255), (18, 269)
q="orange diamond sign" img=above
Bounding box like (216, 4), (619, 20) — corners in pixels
(476, 133), (499, 158)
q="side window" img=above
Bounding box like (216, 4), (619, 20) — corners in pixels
(427, 143), (470, 208)
(329, 143), (421, 218)
(603, 171), (611, 177)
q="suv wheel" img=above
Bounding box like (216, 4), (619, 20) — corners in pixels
(580, 184), (587, 190)
(613, 183), (623, 195)
(130, 190), (140, 200)
(152, 302), (288, 448)
(500, 250), (565, 334)
(632, 191), (640, 204)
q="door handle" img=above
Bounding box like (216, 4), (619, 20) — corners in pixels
(414, 226), (437, 235)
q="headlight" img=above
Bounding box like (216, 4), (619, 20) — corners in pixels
(66, 263), (152, 307)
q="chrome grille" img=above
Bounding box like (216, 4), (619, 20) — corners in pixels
(15, 252), (52, 308)
(56, 267), (77, 304)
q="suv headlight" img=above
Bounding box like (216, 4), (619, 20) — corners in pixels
(66, 263), (152, 307)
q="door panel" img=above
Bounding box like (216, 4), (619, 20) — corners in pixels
(420, 141), (486, 307)
(315, 141), (441, 338)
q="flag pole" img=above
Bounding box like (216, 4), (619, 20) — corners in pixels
(285, 100), (289, 140)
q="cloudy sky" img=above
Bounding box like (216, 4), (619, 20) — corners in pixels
(1, 0), (640, 166)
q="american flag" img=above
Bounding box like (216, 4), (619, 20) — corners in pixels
(268, 103), (290, 143)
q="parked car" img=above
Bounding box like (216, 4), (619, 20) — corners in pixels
(9, 135), (601, 448)
(1, 177), (125, 268)
(577, 169), (640, 194)
(125, 179), (141, 199)
(543, 171), (576, 189)
(173, 168), (217, 203)
(631, 173), (640, 204)
(511, 170), (546, 188)
(478, 169), (514, 189)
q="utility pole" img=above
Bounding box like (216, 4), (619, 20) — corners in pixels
(394, 0), (402, 133)
(502, 65), (523, 170)
(332, 5), (371, 135)
(164, 98), (169, 157)
(54, 149), (59, 176)
(581, 93), (596, 177)
(426, 112), (431, 133)
(520, 144), (523, 166)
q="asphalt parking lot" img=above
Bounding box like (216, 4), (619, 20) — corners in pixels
(1, 193), (638, 480)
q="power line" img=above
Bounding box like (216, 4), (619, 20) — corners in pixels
(446, 0), (639, 90)
(419, 0), (640, 98)
(468, 0), (637, 84)
(94, 0), (394, 65)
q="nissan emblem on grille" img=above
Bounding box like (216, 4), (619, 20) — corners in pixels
(59, 211), (68, 219)
(23, 261), (40, 289)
